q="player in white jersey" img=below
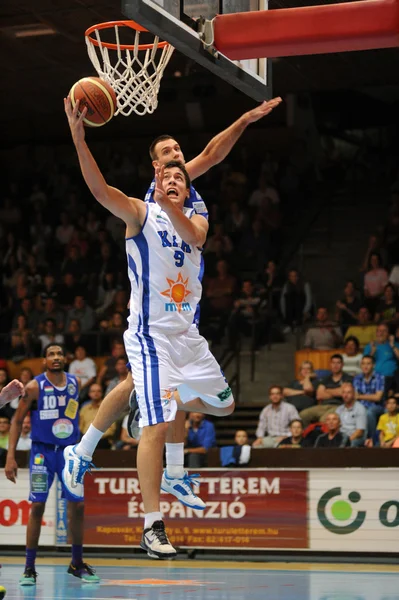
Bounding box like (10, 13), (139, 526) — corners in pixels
(62, 96), (282, 534)
(63, 97), (237, 558)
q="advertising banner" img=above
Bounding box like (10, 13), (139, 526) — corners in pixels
(309, 469), (399, 552)
(0, 470), (56, 546)
(84, 469), (308, 549)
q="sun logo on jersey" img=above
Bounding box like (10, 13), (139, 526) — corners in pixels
(161, 273), (192, 312)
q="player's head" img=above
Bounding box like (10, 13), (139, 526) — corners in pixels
(43, 344), (65, 373)
(162, 161), (191, 207)
(149, 135), (185, 167)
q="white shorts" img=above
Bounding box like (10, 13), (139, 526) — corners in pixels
(123, 324), (234, 427)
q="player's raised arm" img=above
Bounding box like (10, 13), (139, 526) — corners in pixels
(185, 97), (282, 180)
(5, 379), (38, 483)
(64, 97), (146, 230)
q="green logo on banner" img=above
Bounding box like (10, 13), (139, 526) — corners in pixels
(217, 386), (232, 402)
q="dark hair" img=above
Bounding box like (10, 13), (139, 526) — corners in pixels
(386, 396), (398, 404)
(268, 384), (283, 394)
(368, 252), (382, 270)
(289, 418), (303, 428)
(44, 318), (56, 326)
(330, 354), (343, 362)
(345, 336), (360, 350)
(149, 134), (175, 160)
(362, 354), (376, 364)
(43, 343), (65, 358)
(164, 160), (191, 189)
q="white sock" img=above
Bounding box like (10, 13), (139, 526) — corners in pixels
(165, 442), (185, 479)
(144, 512), (163, 530)
(75, 425), (104, 458)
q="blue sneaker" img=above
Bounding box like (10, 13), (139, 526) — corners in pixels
(19, 567), (37, 586)
(62, 445), (94, 499)
(161, 471), (206, 510)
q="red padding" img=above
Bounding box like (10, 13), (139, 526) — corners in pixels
(213, 0), (399, 59)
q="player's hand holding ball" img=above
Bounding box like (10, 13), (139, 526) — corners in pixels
(154, 166), (169, 209)
(64, 96), (87, 147)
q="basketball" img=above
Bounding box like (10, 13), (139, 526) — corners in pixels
(69, 77), (117, 127)
(0, 585), (6, 599)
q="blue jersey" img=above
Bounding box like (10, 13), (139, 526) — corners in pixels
(30, 372), (80, 447)
(145, 179), (209, 220)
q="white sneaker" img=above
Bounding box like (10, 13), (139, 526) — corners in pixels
(62, 445), (93, 499)
(140, 520), (177, 560)
(161, 470), (206, 510)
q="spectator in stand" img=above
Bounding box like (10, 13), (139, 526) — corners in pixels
(116, 414), (140, 450)
(25, 255), (43, 296)
(79, 383), (116, 449)
(228, 280), (269, 349)
(314, 413), (350, 448)
(360, 234), (388, 273)
(238, 219), (270, 274)
(100, 312), (125, 337)
(342, 336), (363, 377)
(61, 245), (87, 284)
(377, 397), (399, 447)
(18, 367), (33, 386)
(205, 259), (237, 317)
(96, 272), (118, 319)
(68, 346), (97, 402)
(280, 269), (312, 334)
(39, 273), (58, 303)
(58, 273), (80, 310)
(353, 355), (384, 441)
(364, 252), (389, 316)
(13, 297), (41, 333)
(10, 315), (35, 361)
(336, 383), (367, 447)
(304, 307), (342, 350)
(105, 357), (128, 396)
(102, 290), (129, 323)
(185, 412), (216, 468)
(344, 307), (377, 349)
(283, 360), (318, 412)
(253, 385), (300, 448)
(335, 281), (362, 334)
(220, 429), (251, 468)
(257, 260), (282, 312)
(0, 416), (10, 449)
(300, 355), (352, 427)
(56, 212), (75, 246)
(374, 283), (399, 325)
(204, 223), (233, 257)
(278, 419), (312, 448)
(96, 340), (126, 388)
(364, 324), (399, 379)
(38, 297), (65, 332)
(15, 414), (32, 451)
(38, 318), (65, 353)
(223, 201), (249, 245)
(65, 295), (95, 333)
(64, 319), (95, 358)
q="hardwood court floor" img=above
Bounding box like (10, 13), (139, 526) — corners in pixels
(0, 557), (398, 600)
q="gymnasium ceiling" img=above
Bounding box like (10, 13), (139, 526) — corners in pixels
(1, 0), (399, 146)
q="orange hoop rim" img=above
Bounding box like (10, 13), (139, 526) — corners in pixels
(85, 20), (170, 51)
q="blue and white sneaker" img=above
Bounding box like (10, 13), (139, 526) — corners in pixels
(161, 471), (206, 510)
(62, 445), (94, 499)
(127, 389), (141, 439)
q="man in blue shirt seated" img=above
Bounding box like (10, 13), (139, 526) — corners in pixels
(185, 413), (216, 468)
(364, 324), (399, 380)
(353, 355), (385, 442)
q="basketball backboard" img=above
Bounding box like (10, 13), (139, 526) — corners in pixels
(122, 0), (271, 101)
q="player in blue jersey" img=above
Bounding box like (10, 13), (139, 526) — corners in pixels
(62, 96), (282, 520)
(5, 344), (99, 586)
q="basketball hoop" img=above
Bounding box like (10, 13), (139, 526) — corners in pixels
(85, 21), (174, 117)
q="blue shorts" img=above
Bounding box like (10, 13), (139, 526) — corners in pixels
(29, 441), (82, 503)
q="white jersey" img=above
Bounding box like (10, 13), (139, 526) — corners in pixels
(126, 202), (203, 335)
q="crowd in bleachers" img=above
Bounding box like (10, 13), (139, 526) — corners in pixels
(1, 135), (399, 463)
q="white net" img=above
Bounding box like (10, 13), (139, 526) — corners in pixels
(86, 24), (174, 117)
